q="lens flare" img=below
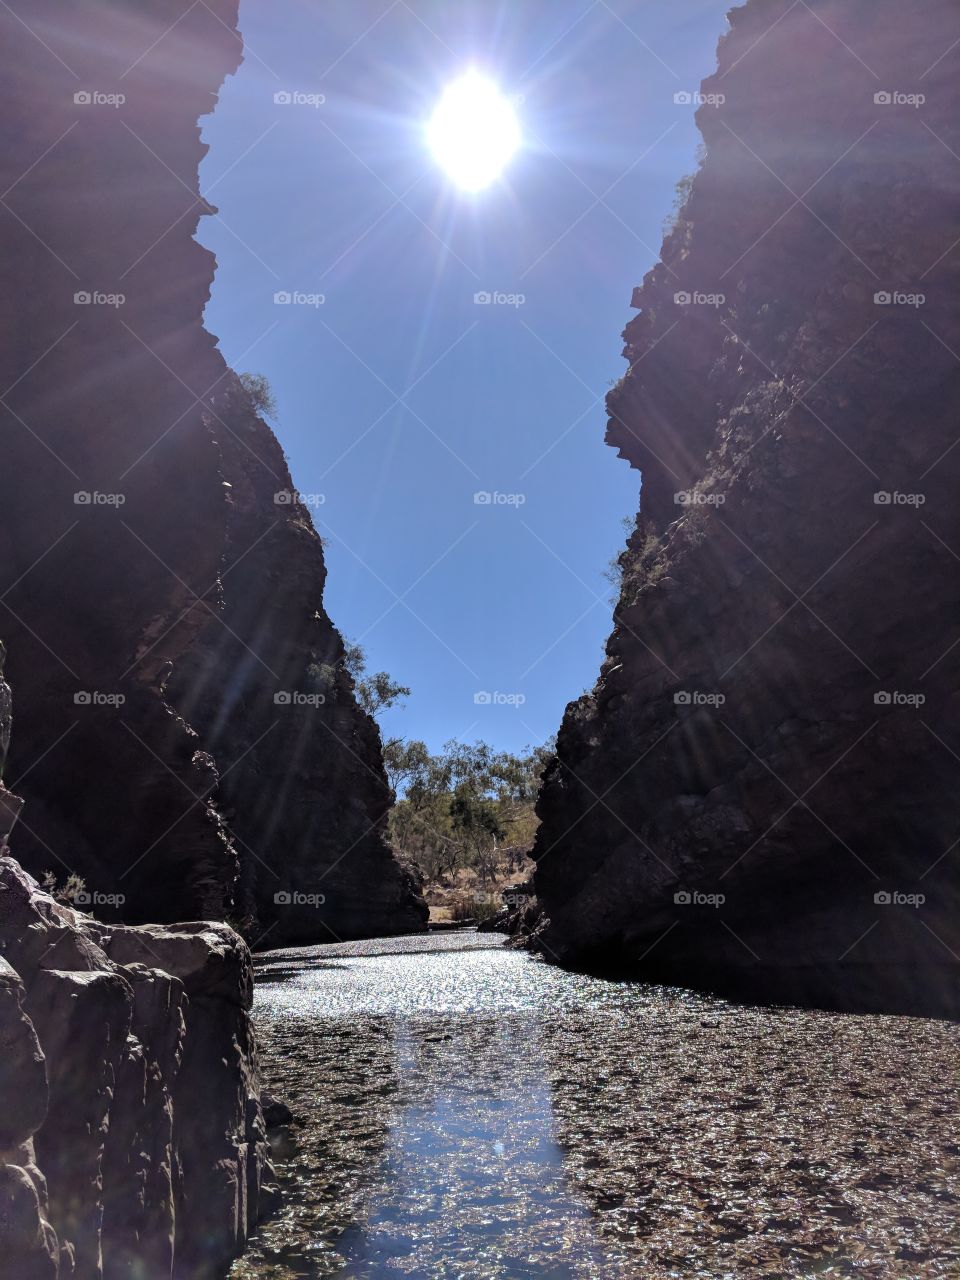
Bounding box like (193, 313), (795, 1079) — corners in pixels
(427, 71), (520, 192)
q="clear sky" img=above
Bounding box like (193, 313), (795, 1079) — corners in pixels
(199, 0), (730, 756)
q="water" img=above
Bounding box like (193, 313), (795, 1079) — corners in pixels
(231, 932), (960, 1279)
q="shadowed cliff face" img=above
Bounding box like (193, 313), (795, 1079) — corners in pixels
(0, 645), (271, 1280)
(0, 1), (426, 944)
(532, 0), (960, 1015)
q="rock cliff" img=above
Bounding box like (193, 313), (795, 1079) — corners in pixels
(0, 1), (426, 945)
(531, 0), (960, 1015)
(0, 646), (271, 1278)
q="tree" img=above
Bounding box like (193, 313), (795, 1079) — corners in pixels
(382, 737), (431, 798)
(449, 785), (506, 884)
(238, 372), (278, 418)
(343, 642), (410, 718)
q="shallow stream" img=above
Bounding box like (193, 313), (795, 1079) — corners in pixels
(230, 932), (959, 1279)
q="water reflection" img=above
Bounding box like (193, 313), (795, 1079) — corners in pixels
(232, 933), (960, 1279)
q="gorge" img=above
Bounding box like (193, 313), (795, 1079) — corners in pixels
(0, 0), (958, 1277)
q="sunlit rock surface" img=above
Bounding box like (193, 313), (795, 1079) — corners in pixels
(530, 0), (960, 1014)
(0, 0), (425, 945)
(234, 933), (960, 1278)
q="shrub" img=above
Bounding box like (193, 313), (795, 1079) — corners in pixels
(238, 372), (278, 418)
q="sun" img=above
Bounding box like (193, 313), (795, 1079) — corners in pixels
(427, 71), (520, 192)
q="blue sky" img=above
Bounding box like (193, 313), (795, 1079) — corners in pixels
(199, 0), (729, 755)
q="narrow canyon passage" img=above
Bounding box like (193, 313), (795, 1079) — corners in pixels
(232, 934), (959, 1279)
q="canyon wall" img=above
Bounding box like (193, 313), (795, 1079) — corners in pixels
(0, 0), (426, 945)
(531, 0), (960, 1015)
(0, 647), (271, 1279)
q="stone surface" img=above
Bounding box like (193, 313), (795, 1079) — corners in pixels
(0, 0), (425, 945)
(0, 647), (271, 1277)
(531, 0), (960, 1016)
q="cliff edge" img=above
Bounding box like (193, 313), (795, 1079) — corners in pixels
(0, 0), (426, 945)
(531, 0), (960, 1016)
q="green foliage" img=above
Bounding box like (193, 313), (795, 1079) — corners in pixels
(41, 869), (87, 906)
(603, 514), (639, 597)
(387, 737), (555, 887)
(343, 642), (410, 717)
(662, 145), (706, 236)
(238, 372), (278, 419)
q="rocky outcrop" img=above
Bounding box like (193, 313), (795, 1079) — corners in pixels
(532, 0), (960, 1015)
(0, 649), (271, 1278)
(0, 0), (425, 944)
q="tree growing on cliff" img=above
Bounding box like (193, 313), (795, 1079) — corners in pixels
(343, 642), (411, 718)
(238, 371), (278, 419)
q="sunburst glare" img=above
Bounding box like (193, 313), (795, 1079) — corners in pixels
(426, 70), (520, 192)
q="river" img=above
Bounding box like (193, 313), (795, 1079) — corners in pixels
(229, 932), (959, 1279)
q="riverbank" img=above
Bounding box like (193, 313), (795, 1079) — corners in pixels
(232, 932), (959, 1279)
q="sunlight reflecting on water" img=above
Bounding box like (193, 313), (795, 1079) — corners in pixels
(232, 933), (960, 1280)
